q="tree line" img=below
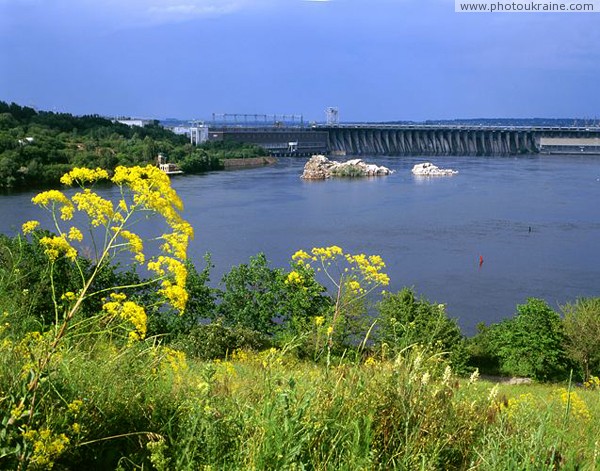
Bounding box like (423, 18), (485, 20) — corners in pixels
(2, 231), (598, 383)
(0, 101), (266, 190)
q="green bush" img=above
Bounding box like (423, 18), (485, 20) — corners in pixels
(562, 297), (600, 381)
(176, 321), (271, 359)
(216, 253), (330, 336)
(487, 298), (571, 381)
(376, 287), (468, 372)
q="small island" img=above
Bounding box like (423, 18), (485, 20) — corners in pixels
(301, 155), (394, 180)
(411, 162), (458, 176)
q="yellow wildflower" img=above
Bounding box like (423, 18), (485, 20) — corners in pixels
(60, 292), (77, 302)
(102, 295), (147, 342)
(39, 235), (77, 261)
(292, 249), (311, 261)
(314, 316), (325, 327)
(111, 165), (184, 224)
(347, 279), (363, 294)
(60, 167), (109, 186)
(119, 230), (144, 263)
(67, 226), (83, 242)
(22, 428), (70, 469)
(67, 399), (83, 414)
(32, 190), (74, 220)
(285, 270), (303, 285)
(22, 220), (40, 234)
(71, 189), (114, 227)
(160, 230), (189, 260)
(147, 256), (188, 312)
(559, 389), (591, 422)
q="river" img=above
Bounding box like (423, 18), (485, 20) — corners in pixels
(1, 154), (599, 334)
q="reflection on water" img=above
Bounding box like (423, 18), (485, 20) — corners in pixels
(1, 154), (599, 335)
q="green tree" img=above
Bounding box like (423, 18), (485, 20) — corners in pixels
(489, 298), (570, 381)
(562, 297), (600, 381)
(376, 288), (467, 371)
(216, 253), (330, 336)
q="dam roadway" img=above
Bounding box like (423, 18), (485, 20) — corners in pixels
(208, 124), (600, 156)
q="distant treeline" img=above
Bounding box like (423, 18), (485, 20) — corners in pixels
(0, 101), (266, 190)
(377, 117), (596, 127)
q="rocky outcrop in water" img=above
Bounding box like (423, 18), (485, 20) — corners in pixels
(301, 155), (393, 180)
(411, 162), (458, 176)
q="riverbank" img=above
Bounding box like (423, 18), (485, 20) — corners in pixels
(221, 156), (278, 168)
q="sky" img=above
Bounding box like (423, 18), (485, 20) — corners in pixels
(1, 0), (599, 122)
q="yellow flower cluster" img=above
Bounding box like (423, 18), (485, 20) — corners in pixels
(72, 189), (114, 227)
(147, 256), (188, 312)
(292, 246), (390, 289)
(285, 270), (304, 285)
(159, 346), (188, 384)
(118, 230), (145, 264)
(67, 226), (83, 242)
(67, 399), (83, 414)
(22, 220), (40, 234)
(28, 165), (193, 316)
(584, 376), (600, 390)
(102, 293), (147, 342)
(311, 245), (343, 259)
(160, 228), (191, 260)
(32, 190), (74, 220)
(292, 249), (311, 261)
(345, 253), (390, 286)
(22, 428), (70, 469)
(39, 235), (77, 261)
(111, 165), (186, 227)
(60, 167), (109, 186)
(60, 292), (77, 302)
(347, 279), (363, 294)
(558, 389), (591, 422)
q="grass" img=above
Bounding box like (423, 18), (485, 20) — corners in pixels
(2, 335), (600, 470)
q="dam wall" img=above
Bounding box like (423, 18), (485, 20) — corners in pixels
(209, 125), (600, 156)
(327, 127), (538, 155)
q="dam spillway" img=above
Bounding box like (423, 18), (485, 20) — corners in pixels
(326, 126), (537, 155)
(209, 125), (600, 156)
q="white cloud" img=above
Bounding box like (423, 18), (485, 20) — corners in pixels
(47, 0), (276, 28)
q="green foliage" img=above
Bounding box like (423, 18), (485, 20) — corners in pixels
(0, 101), (265, 190)
(465, 322), (501, 375)
(216, 253), (330, 336)
(330, 164), (365, 178)
(562, 297), (600, 381)
(176, 321), (272, 360)
(178, 151), (223, 173)
(196, 139), (267, 159)
(376, 287), (468, 372)
(146, 256), (217, 339)
(0, 233), (81, 330)
(486, 298), (571, 381)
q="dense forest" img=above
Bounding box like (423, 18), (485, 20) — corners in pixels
(0, 101), (266, 190)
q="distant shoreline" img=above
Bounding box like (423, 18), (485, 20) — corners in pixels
(221, 157), (278, 169)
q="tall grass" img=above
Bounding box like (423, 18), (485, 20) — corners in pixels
(2, 336), (599, 469)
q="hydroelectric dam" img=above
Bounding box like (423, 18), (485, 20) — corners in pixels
(207, 124), (600, 156)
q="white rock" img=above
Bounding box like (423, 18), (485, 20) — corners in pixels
(411, 162), (458, 176)
(301, 155), (394, 180)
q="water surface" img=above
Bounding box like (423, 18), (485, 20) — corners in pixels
(2, 155), (599, 334)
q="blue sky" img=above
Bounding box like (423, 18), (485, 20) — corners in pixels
(1, 0), (599, 121)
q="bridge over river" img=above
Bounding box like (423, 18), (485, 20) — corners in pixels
(208, 124), (600, 156)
